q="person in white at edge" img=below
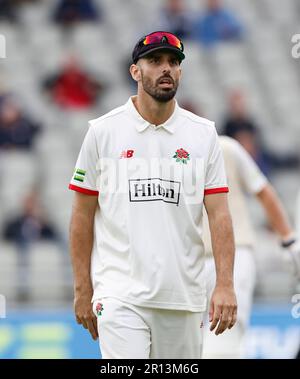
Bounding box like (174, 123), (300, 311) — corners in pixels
(202, 136), (300, 359)
(68, 31), (237, 359)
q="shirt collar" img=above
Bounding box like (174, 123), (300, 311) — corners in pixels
(125, 96), (179, 134)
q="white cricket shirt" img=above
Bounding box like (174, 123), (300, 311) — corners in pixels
(203, 136), (268, 256)
(69, 96), (228, 312)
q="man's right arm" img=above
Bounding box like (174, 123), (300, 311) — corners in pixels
(69, 191), (99, 340)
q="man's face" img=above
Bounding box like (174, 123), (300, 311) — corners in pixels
(136, 51), (182, 103)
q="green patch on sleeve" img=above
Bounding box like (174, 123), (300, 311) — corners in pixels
(76, 168), (86, 176)
(74, 175), (84, 182)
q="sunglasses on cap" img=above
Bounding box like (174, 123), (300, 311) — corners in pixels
(132, 31), (185, 64)
(142, 31), (184, 51)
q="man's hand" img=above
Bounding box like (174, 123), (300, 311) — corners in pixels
(74, 291), (98, 341)
(209, 285), (237, 335)
(282, 239), (300, 280)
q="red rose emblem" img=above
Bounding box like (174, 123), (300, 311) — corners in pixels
(96, 303), (103, 315)
(173, 148), (190, 164)
(176, 148), (187, 158)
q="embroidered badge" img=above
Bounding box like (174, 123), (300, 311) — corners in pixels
(173, 148), (190, 164)
(95, 302), (104, 316)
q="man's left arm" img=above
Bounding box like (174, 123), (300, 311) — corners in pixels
(204, 192), (237, 335)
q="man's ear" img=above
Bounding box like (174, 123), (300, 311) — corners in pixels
(130, 63), (141, 82)
(179, 66), (182, 80)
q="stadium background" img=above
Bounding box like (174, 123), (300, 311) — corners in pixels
(0, 0), (299, 359)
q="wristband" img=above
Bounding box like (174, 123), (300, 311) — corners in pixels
(281, 238), (296, 248)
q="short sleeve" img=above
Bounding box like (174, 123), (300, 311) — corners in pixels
(233, 140), (268, 194)
(69, 125), (99, 196)
(204, 128), (229, 196)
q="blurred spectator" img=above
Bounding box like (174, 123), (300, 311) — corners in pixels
(0, 91), (9, 107)
(157, 0), (193, 40)
(43, 56), (103, 110)
(0, 0), (19, 23)
(3, 190), (61, 301)
(3, 191), (58, 245)
(53, 0), (101, 27)
(222, 90), (300, 176)
(192, 0), (243, 47)
(179, 100), (203, 116)
(0, 96), (40, 150)
(0, 0), (40, 23)
(222, 89), (258, 145)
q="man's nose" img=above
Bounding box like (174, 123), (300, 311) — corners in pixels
(162, 63), (171, 74)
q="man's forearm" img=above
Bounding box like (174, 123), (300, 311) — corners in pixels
(70, 210), (95, 294)
(208, 211), (235, 287)
(204, 193), (237, 334)
(257, 184), (293, 240)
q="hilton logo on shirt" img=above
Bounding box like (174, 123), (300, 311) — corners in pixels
(129, 178), (181, 206)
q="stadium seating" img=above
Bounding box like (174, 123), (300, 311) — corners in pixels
(0, 0), (299, 305)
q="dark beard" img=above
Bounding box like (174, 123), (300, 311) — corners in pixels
(141, 73), (178, 103)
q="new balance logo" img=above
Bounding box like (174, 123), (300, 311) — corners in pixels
(120, 149), (134, 159)
(129, 178), (181, 206)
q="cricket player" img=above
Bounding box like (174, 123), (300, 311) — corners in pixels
(69, 31), (237, 359)
(202, 136), (300, 359)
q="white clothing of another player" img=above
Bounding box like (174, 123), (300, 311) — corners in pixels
(202, 136), (300, 359)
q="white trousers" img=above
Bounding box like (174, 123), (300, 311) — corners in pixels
(202, 247), (256, 359)
(93, 297), (204, 359)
